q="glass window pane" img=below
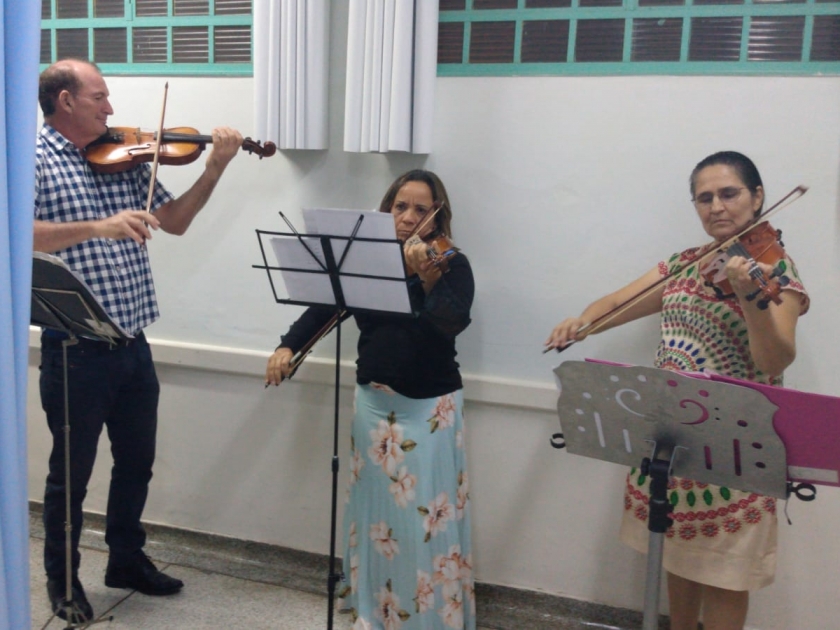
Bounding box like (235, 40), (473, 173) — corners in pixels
(57, 0), (87, 19)
(174, 0), (209, 16)
(522, 20), (569, 62)
(694, 0), (743, 5)
(753, 0), (805, 4)
(580, 0), (622, 6)
(41, 29), (52, 64)
(469, 21), (515, 63)
(56, 28), (89, 60)
(575, 19), (624, 62)
(812, 15), (840, 60)
(94, 28), (127, 63)
(438, 22), (465, 63)
(133, 26), (168, 63)
(689, 17), (743, 60)
(42, 0), (52, 19)
(526, 0), (572, 7)
(632, 18), (682, 61)
(173, 25), (208, 62)
(440, 0), (466, 9)
(215, 0), (251, 15)
(474, 0), (518, 8)
(214, 25), (251, 62)
(639, 0), (684, 6)
(136, 0), (169, 17)
(748, 16), (804, 61)
(94, 0), (125, 18)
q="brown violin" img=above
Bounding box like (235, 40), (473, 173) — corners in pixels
(84, 126), (277, 174)
(403, 231), (459, 276)
(401, 203), (459, 275)
(700, 221), (790, 309)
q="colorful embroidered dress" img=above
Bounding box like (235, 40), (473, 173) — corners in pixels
(619, 244), (809, 591)
(338, 384), (475, 630)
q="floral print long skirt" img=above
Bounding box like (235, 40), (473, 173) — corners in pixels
(337, 384), (475, 630)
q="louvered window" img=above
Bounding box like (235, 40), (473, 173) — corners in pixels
(439, 0), (840, 76)
(41, 0), (252, 76)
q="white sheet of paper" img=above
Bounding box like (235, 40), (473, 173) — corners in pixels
(271, 208), (411, 314)
(342, 276), (413, 314)
(270, 236), (335, 305)
(303, 208), (404, 278)
(302, 207), (392, 238)
(270, 235), (325, 270)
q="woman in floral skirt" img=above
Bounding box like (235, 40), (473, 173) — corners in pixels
(267, 170), (475, 630)
(545, 151), (808, 630)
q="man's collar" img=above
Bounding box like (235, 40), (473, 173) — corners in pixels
(41, 123), (82, 155)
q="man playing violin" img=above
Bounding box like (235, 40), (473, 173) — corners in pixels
(546, 151), (809, 630)
(33, 58), (242, 623)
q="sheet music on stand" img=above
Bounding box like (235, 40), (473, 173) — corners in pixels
(254, 207), (415, 630)
(260, 207), (414, 316)
(31, 252), (132, 341)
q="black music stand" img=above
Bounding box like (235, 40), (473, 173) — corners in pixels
(31, 252), (126, 628)
(254, 209), (415, 630)
(552, 360), (792, 630)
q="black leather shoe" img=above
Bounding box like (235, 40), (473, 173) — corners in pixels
(105, 551), (183, 595)
(47, 577), (94, 623)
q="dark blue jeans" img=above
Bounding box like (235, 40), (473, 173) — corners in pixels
(40, 331), (160, 581)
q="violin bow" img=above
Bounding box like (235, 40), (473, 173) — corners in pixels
(144, 82), (169, 213)
(547, 184), (808, 353)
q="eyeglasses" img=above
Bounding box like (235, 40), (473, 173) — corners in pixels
(692, 186), (746, 209)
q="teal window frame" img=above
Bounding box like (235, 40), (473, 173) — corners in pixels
(438, 0), (840, 76)
(40, 0), (253, 76)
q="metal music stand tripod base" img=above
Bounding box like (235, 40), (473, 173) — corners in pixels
(640, 456), (673, 630)
(52, 337), (114, 629)
(31, 253), (129, 628)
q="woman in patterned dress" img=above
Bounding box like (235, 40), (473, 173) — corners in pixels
(545, 151), (808, 630)
(266, 170), (476, 630)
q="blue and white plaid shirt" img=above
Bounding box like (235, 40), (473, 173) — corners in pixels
(34, 124), (175, 335)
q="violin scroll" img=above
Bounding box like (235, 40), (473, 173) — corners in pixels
(242, 137), (276, 159)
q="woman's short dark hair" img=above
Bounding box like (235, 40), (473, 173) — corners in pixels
(38, 59), (100, 117)
(690, 151), (764, 214)
(378, 169), (453, 237)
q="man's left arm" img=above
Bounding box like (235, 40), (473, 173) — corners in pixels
(154, 127), (242, 235)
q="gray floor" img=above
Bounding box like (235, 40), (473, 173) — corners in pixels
(28, 507), (655, 629)
(30, 542), (357, 630)
(27, 510), (491, 630)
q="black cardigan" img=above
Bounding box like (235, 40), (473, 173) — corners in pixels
(280, 252), (474, 399)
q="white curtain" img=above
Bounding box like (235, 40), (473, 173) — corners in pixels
(254, 0), (330, 150)
(344, 0), (438, 154)
(0, 3), (40, 629)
